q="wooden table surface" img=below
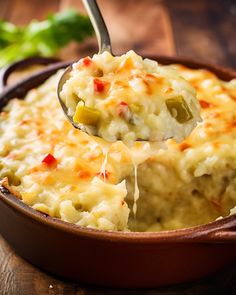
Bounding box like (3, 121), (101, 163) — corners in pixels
(0, 0), (236, 294)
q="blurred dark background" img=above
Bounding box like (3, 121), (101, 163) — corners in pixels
(0, 0), (235, 68)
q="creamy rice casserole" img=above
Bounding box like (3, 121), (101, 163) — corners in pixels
(60, 51), (201, 143)
(0, 62), (236, 231)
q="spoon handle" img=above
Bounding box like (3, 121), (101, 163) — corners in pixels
(82, 0), (112, 54)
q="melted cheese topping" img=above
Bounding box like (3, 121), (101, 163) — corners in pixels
(0, 66), (236, 232)
(60, 51), (201, 143)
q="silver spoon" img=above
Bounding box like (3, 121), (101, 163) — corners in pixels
(57, 1), (196, 142)
(57, 0), (112, 131)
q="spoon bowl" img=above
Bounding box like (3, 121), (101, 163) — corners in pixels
(57, 65), (79, 129)
(57, 0), (200, 143)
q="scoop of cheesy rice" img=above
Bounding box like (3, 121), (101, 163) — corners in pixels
(0, 65), (236, 232)
(60, 51), (201, 143)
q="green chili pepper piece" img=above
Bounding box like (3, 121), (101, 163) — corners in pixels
(166, 96), (193, 123)
(73, 105), (100, 125)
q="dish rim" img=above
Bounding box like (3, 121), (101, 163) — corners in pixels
(0, 55), (236, 243)
(1, 185), (236, 243)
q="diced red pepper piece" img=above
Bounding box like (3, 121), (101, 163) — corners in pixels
(94, 78), (105, 93)
(117, 101), (130, 119)
(42, 153), (57, 167)
(119, 101), (128, 106)
(96, 170), (110, 179)
(82, 57), (92, 67)
(199, 100), (213, 109)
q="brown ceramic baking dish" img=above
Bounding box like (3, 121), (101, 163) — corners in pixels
(0, 56), (236, 288)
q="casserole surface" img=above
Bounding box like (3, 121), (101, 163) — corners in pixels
(0, 64), (236, 231)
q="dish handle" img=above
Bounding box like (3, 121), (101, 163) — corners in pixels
(0, 57), (59, 91)
(209, 228), (236, 242)
(0, 59), (72, 109)
(205, 216), (236, 242)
